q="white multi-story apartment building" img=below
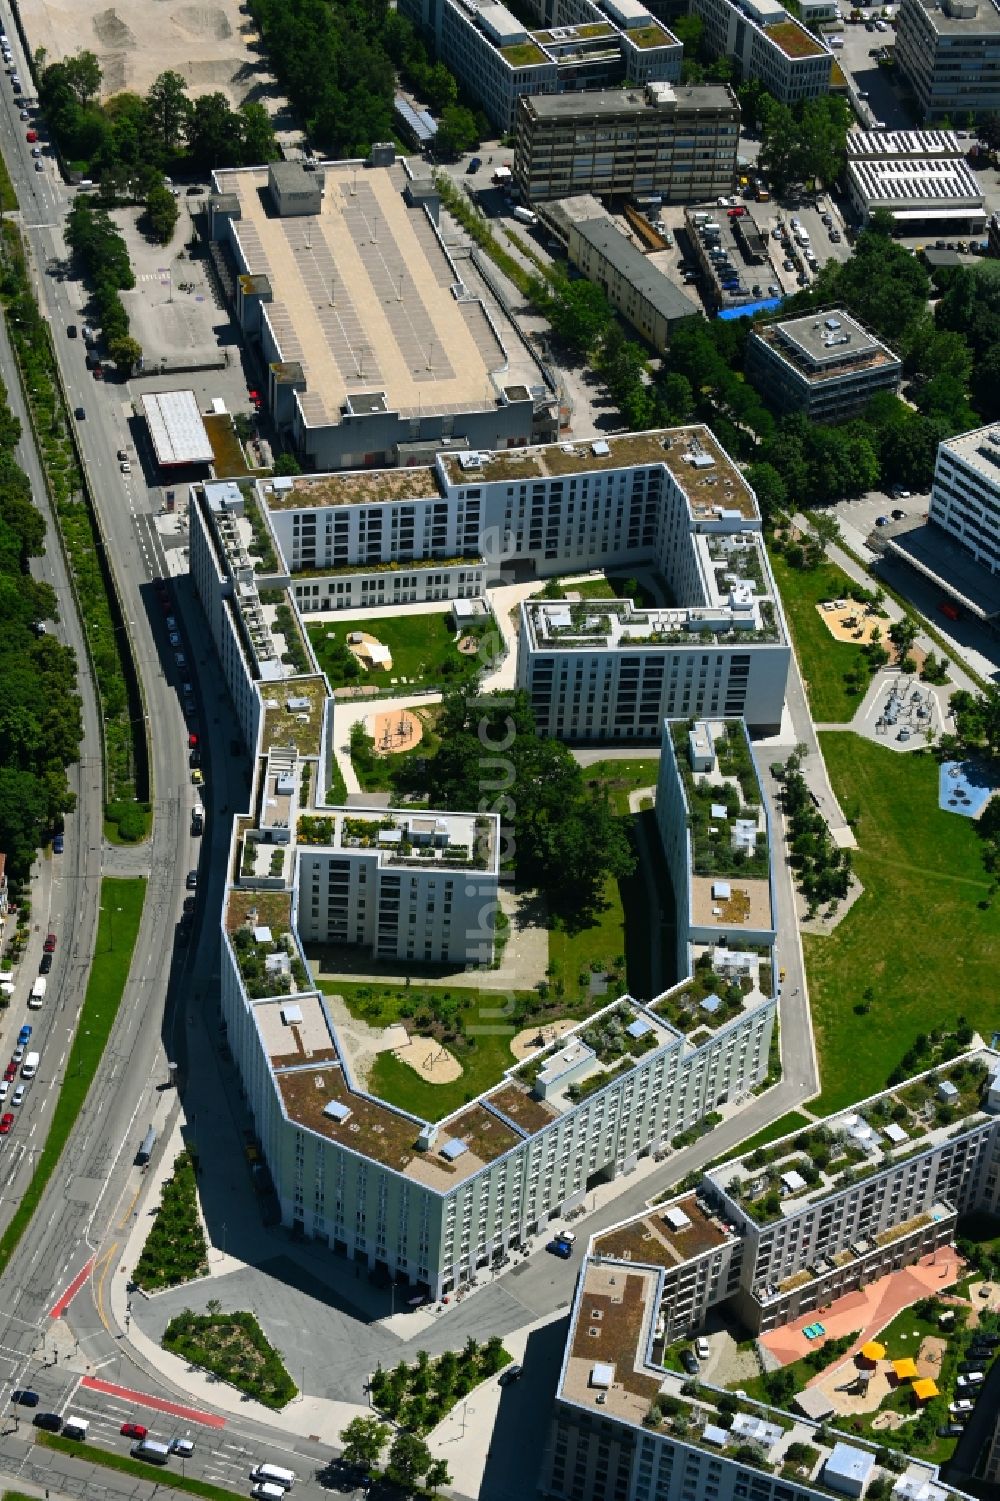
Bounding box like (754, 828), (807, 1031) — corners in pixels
(928, 422), (1000, 576)
(546, 1051), (1000, 1501)
(745, 310), (903, 422)
(691, 0), (832, 104)
(398, 0), (681, 133)
(190, 453), (781, 1298)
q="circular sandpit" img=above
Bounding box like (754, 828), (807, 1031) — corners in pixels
(509, 1018), (577, 1061)
(368, 708), (423, 756)
(392, 1034), (462, 1083)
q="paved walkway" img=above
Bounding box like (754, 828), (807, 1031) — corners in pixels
(760, 1247), (965, 1372)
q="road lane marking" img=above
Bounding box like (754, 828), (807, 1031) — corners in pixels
(48, 1256), (95, 1319)
(81, 1376), (226, 1428)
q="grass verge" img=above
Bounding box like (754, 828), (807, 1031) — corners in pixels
(32, 1435), (245, 1501)
(807, 735), (1000, 1114)
(0, 223), (144, 808)
(769, 552), (879, 722)
(715, 1111), (814, 1161)
(0, 877), (145, 1275)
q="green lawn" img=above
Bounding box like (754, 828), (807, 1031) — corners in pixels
(769, 552), (877, 723)
(0, 877), (146, 1275)
(806, 736), (1000, 1114)
(717, 1111), (814, 1161)
(571, 573), (673, 609)
(307, 610), (495, 694)
(350, 707), (442, 794)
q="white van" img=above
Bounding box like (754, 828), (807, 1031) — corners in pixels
(21, 1050), (39, 1079)
(251, 1465), (295, 1490)
(513, 205), (537, 226)
(29, 977), (46, 1008)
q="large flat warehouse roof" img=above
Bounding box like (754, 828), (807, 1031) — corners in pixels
(141, 389), (214, 467)
(214, 161), (514, 431)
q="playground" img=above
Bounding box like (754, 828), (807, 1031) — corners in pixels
(815, 598), (886, 646)
(939, 761), (998, 819)
(391, 1033), (463, 1084)
(367, 707), (425, 756)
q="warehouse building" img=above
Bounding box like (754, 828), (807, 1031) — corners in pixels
(208, 156), (558, 472)
(745, 309), (902, 420)
(513, 81), (740, 205)
(567, 216), (701, 353)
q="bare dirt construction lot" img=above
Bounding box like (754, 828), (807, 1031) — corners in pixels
(18, 0), (278, 109)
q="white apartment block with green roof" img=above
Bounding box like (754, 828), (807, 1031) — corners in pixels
(398, 0), (681, 132)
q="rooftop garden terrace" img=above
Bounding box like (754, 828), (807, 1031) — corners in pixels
(764, 19), (827, 54)
(623, 21), (675, 46)
(594, 1195), (729, 1267)
(260, 674), (326, 758)
(650, 954), (759, 1035)
(705, 534), (767, 596)
(265, 468), (440, 510)
(501, 40), (548, 65)
(231, 921), (309, 1001)
(243, 487), (280, 572)
(307, 609), (494, 698)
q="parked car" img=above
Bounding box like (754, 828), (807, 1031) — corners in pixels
(876, 515), (890, 526)
(466, 156), (482, 174)
(4, 1062), (16, 1082)
(680, 1349), (699, 1376)
(498, 1363), (523, 1386)
(957, 1372), (985, 1388)
(959, 1360), (987, 1373)
(53, 832), (63, 854)
(39, 954), (52, 975)
(695, 1337), (710, 1360)
(18, 1026), (32, 1044)
(186, 870), (198, 890)
(168, 632), (181, 648)
(0, 1114), (14, 1135)
(951, 1399), (975, 1413)
(546, 1239), (573, 1259)
(12, 1086), (25, 1108)
(74, 406), (85, 420)
(891, 508), (907, 520)
(557, 1229), (576, 1244)
(937, 1424), (965, 1437)
(43, 932), (56, 952)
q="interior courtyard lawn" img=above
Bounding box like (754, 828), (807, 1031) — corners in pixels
(307, 609), (492, 694)
(768, 551), (876, 724)
(806, 734), (1000, 1115)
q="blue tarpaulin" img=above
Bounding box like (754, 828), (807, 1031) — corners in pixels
(717, 296), (784, 321)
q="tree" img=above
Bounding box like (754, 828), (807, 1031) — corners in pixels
(187, 91), (243, 172)
(239, 100), (280, 163)
(888, 617), (918, 659)
(108, 335), (143, 375)
(433, 104), (478, 158)
(144, 182), (179, 244)
(745, 462), (786, 526)
(146, 70), (192, 154)
(63, 49), (102, 105)
(339, 1415), (389, 1473)
(425, 1459), (452, 1493)
(386, 1430), (431, 1491)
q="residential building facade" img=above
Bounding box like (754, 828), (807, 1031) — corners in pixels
(928, 422), (1000, 575)
(745, 309), (903, 421)
(545, 1052), (1000, 1501)
(895, 0), (1000, 123)
(513, 82), (740, 205)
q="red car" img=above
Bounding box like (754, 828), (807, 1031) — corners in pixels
(120, 1422), (147, 1439)
(3, 1063), (16, 1083)
(248, 387), (260, 400)
(25, 129), (37, 143)
(43, 933), (56, 953)
(92, 365), (103, 380)
(0, 1114), (13, 1135)
(188, 732), (199, 748)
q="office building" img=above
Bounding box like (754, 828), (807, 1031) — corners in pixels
(928, 422), (1000, 576)
(567, 216), (700, 353)
(895, 0), (1000, 123)
(398, 0), (681, 133)
(690, 0), (832, 105)
(207, 155), (558, 473)
(844, 137), (986, 231)
(546, 1051), (1000, 1501)
(513, 82), (739, 205)
(745, 309), (902, 421)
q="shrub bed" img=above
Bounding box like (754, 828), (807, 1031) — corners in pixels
(134, 1151), (208, 1291)
(163, 1308), (297, 1408)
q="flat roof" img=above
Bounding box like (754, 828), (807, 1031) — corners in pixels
(846, 128), (962, 160)
(848, 156), (985, 208)
(755, 309), (900, 382)
(571, 218), (700, 324)
(439, 426), (760, 521)
(762, 17), (828, 54)
(521, 81), (736, 119)
(263, 466), (441, 511)
(884, 520), (1000, 620)
(213, 161), (514, 431)
(141, 389), (214, 467)
(903, 0), (1000, 36)
(256, 993), (339, 1068)
(594, 1194), (729, 1265)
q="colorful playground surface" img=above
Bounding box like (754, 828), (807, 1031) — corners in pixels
(939, 761), (998, 819)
